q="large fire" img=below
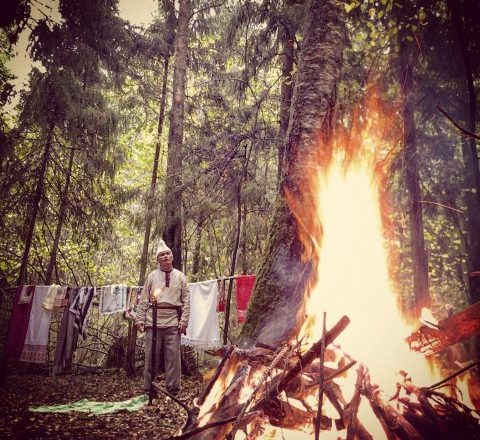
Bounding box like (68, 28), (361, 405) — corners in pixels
(187, 96), (480, 439)
(296, 104), (435, 392)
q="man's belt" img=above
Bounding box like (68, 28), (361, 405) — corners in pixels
(148, 303), (182, 320)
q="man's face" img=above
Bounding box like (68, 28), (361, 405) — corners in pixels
(158, 250), (173, 265)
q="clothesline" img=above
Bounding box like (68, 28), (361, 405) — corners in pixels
(2, 276), (257, 370)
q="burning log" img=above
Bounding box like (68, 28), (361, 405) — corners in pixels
(171, 310), (480, 440)
(173, 316), (350, 439)
(345, 365), (364, 440)
(323, 378), (374, 440)
(227, 344), (291, 439)
(407, 301), (480, 356)
(196, 346), (234, 407)
(257, 315), (350, 404)
(363, 371), (423, 440)
(314, 312), (327, 440)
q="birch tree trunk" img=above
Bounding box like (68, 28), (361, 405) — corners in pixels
(239, 0), (345, 346)
(163, 0), (190, 269)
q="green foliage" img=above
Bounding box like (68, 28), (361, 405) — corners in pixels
(0, 0), (479, 325)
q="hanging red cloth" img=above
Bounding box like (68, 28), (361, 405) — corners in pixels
(216, 278), (226, 312)
(4, 285), (35, 359)
(235, 275), (256, 323)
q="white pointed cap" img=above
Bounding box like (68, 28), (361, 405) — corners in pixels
(156, 239), (172, 259)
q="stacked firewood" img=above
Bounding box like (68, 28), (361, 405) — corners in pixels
(169, 316), (480, 440)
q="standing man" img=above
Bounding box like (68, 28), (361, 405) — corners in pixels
(136, 240), (190, 395)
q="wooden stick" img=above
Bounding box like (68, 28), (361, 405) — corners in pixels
(324, 382), (373, 440)
(362, 375), (423, 440)
(274, 315), (350, 397)
(345, 365), (364, 440)
(363, 374), (395, 440)
(437, 106), (480, 140)
(172, 411), (262, 440)
(314, 312), (327, 440)
(427, 361), (480, 390)
(306, 360), (357, 389)
(196, 345), (234, 406)
(148, 298), (158, 406)
(228, 344), (291, 439)
(152, 382), (193, 431)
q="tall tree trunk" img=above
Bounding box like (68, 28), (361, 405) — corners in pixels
(223, 188), (243, 345)
(240, 202), (247, 275)
(239, 0), (345, 346)
(163, 0), (190, 269)
(17, 120), (55, 286)
(277, 21), (295, 185)
(399, 36), (430, 317)
(138, 57), (170, 285)
(45, 146), (75, 284)
(125, 58), (170, 378)
(191, 211), (204, 282)
(448, 0), (480, 304)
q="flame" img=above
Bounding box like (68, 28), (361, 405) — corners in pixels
(193, 93), (479, 439)
(289, 94), (436, 395)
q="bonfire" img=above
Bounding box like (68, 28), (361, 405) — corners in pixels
(164, 98), (480, 440)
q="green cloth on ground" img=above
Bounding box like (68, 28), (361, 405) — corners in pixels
(29, 394), (148, 414)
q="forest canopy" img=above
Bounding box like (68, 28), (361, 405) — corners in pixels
(1, 0), (480, 327)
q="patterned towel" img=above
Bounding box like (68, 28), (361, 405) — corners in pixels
(20, 286), (52, 363)
(69, 287), (95, 339)
(125, 286), (142, 320)
(53, 286), (68, 312)
(99, 285), (128, 315)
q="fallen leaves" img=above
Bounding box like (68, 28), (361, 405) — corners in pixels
(0, 370), (201, 439)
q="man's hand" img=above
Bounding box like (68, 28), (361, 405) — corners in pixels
(178, 322), (187, 335)
(136, 323), (145, 333)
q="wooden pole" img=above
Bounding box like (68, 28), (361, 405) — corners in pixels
(149, 298), (158, 405)
(197, 346), (235, 406)
(314, 312), (327, 439)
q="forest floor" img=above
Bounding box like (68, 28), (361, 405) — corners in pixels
(0, 370), (203, 439)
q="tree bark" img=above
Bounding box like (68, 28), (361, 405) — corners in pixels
(239, 0), (345, 346)
(448, 0), (480, 304)
(277, 20), (295, 185)
(139, 57), (170, 285)
(191, 211), (203, 282)
(223, 189), (242, 345)
(163, 0), (190, 270)
(399, 34), (430, 317)
(45, 147), (75, 284)
(17, 119), (55, 286)
(125, 58), (170, 378)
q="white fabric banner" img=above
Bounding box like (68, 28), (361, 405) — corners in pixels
(181, 279), (221, 349)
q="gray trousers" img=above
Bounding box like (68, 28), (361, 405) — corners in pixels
(144, 327), (181, 393)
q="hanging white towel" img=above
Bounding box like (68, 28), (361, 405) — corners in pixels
(99, 285), (128, 315)
(181, 279), (221, 349)
(20, 286), (52, 363)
